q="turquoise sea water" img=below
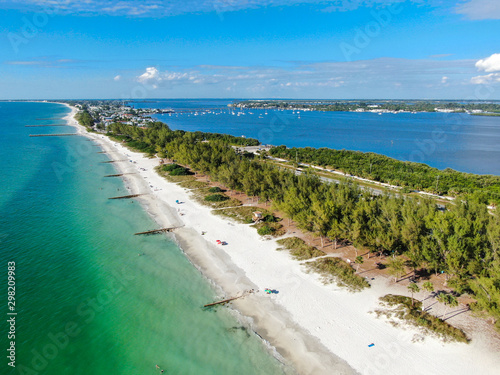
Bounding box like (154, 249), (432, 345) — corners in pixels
(0, 102), (286, 375)
(132, 99), (500, 176)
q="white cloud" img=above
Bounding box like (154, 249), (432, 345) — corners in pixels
(470, 53), (500, 85)
(114, 75), (121, 81)
(429, 54), (453, 58)
(136, 67), (207, 88)
(471, 73), (500, 85)
(137, 67), (160, 83)
(6, 61), (42, 65)
(5, 58), (79, 67)
(5, 0), (452, 17)
(132, 57), (479, 97)
(475, 53), (500, 72)
(455, 0), (500, 20)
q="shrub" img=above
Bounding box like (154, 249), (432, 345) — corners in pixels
(209, 186), (222, 193)
(263, 214), (278, 223)
(205, 194), (229, 202)
(162, 163), (190, 176)
(257, 225), (275, 236)
(307, 257), (370, 291)
(378, 294), (469, 343)
(276, 237), (324, 260)
(169, 167), (190, 176)
(162, 163), (179, 171)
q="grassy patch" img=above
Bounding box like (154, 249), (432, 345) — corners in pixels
(205, 193), (229, 202)
(377, 294), (469, 343)
(155, 166), (196, 183)
(307, 257), (370, 292)
(178, 180), (209, 189)
(212, 206), (270, 224)
(211, 206), (284, 236)
(190, 189), (242, 208)
(208, 197), (242, 209)
(252, 222), (285, 237)
(276, 237), (325, 260)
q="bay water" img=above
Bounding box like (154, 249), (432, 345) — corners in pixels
(131, 99), (500, 176)
(0, 102), (286, 375)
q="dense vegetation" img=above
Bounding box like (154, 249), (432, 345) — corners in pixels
(74, 109), (95, 128)
(105, 118), (500, 330)
(109, 121), (259, 150)
(161, 163), (191, 176)
(269, 146), (500, 205)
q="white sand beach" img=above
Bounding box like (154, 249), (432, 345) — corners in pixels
(63, 104), (500, 375)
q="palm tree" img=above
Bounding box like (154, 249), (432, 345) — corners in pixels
(437, 293), (458, 320)
(408, 282), (420, 307)
(444, 295), (458, 320)
(387, 256), (406, 283)
(422, 281), (434, 311)
(355, 256), (364, 273)
(436, 292), (447, 308)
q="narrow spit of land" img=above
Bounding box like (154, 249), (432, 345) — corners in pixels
(62, 103), (500, 375)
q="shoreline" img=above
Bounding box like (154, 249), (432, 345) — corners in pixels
(61, 103), (500, 375)
(62, 104), (350, 374)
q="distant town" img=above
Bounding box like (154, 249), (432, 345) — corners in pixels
(68, 100), (172, 130)
(231, 100), (500, 116)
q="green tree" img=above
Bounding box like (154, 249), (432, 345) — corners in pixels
(422, 281), (434, 311)
(468, 277), (500, 328)
(407, 282), (420, 307)
(437, 293), (458, 320)
(387, 256), (406, 283)
(355, 256), (364, 273)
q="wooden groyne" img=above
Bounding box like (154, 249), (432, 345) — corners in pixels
(36, 117), (59, 120)
(104, 173), (136, 177)
(108, 194), (143, 200)
(100, 160), (127, 163)
(203, 296), (243, 308)
(25, 124), (68, 127)
(29, 133), (77, 137)
(97, 151), (106, 154)
(134, 227), (181, 235)
(203, 290), (255, 308)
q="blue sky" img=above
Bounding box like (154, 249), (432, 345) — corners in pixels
(1, 0), (499, 99)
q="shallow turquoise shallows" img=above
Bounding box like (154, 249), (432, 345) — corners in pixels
(0, 102), (286, 375)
